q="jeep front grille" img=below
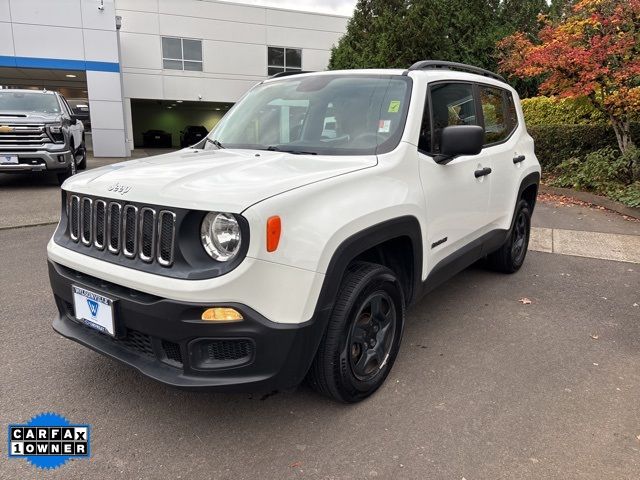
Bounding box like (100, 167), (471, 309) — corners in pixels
(157, 211), (176, 266)
(81, 198), (92, 246)
(68, 195), (176, 267)
(69, 195), (80, 241)
(94, 200), (106, 250)
(122, 205), (138, 258)
(108, 202), (121, 253)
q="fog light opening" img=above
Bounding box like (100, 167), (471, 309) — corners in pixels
(201, 307), (243, 322)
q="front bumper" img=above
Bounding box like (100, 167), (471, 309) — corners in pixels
(49, 261), (329, 391)
(0, 149), (72, 173)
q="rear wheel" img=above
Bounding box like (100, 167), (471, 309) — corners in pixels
(307, 262), (405, 403)
(486, 199), (531, 273)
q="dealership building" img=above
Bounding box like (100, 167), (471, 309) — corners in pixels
(0, 0), (348, 156)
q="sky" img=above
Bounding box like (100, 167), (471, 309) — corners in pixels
(224, 0), (357, 16)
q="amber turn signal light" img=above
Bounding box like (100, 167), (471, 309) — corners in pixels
(201, 308), (243, 322)
(266, 216), (281, 252)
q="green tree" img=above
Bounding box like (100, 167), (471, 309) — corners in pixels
(328, 0), (410, 69)
(494, 0), (550, 97)
(436, 0), (502, 70)
(498, 0), (548, 38)
(330, 0), (506, 71)
(549, 0), (576, 20)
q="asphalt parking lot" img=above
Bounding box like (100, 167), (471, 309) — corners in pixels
(0, 150), (169, 230)
(1, 161), (639, 479)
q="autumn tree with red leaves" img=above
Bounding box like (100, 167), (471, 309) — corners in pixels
(498, 0), (640, 154)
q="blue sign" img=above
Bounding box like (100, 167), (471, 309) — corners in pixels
(8, 412), (91, 470)
(87, 299), (99, 317)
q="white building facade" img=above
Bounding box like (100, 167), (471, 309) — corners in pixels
(0, 0), (348, 156)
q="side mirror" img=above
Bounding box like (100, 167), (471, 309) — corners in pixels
(435, 125), (484, 164)
(70, 116), (78, 125)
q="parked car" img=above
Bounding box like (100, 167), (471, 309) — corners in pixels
(0, 89), (86, 185)
(180, 125), (208, 148)
(48, 62), (540, 402)
(142, 129), (172, 148)
(66, 98), (91, 131)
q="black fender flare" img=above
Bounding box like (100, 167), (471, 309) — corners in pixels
(297, 216), (423, 381)
(506, 171), (541, 234)
(517, 171), (541, 211)
(314, 215), (423, 314)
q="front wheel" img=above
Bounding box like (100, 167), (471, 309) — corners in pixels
(307, 262), (405, 403)
(486, 199), (531, 273)
(76, 143), (87, 170)
(56, 155), (77, 186)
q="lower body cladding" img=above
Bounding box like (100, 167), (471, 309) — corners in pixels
(0, 149), (72, 173)
(49, 261), (329, 392)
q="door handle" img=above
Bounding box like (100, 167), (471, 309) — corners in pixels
(474, 167), (492, 178)
(513, 155), (526, 164)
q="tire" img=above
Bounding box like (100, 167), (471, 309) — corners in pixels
(76, 143), (87, 170)
(56, 154), (77, 186)
(307, 261), (405, 403)
(486, 199), (531, 273)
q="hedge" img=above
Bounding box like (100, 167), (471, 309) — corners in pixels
(527, 123), (640, 170)
(521, 96), (606, 126)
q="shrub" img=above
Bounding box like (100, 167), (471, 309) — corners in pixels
(549, 147), (640, 207)
(610, 183), (640, 208)
(521, 96), (606, 126)
(527, 124), (640, 170)
(552, 147), (624, 188)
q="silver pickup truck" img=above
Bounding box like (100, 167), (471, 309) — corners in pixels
(0, 89), (86, 185)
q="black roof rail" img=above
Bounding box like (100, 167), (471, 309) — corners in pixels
(406, 60), (507, 83)
(269, 70), (314, 79)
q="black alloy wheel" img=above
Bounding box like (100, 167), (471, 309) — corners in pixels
(486, 199), (532, 273)
(347, 291), (397, 381)
(308, 262), (405, 403)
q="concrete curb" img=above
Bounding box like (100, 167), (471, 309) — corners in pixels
(530, 226), (640, 264)
(539, 185), (640, 220)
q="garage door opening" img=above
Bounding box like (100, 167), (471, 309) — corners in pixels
(0, 67), (92, 151)
(131, 99), (232, 149)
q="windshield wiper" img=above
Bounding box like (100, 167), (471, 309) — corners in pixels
(266, 145), (317, 155)
(205, 138), (225, 149)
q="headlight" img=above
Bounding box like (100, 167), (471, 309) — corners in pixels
(200, 212), (242, 261)
(46, 124), (64, 142)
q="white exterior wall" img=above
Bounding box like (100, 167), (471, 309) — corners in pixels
(116, 0), (348, 151)
(0, 0), (130, 157)
(0, 0), (348, 155)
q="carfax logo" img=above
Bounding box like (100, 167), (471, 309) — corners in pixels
(8, 412), (90, 470)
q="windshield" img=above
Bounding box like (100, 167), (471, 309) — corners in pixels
(205, 75), (411, 155)
(0, 91), (61, 114)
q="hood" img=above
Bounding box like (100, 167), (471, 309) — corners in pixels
(0, 112), (61, 124)
(63, 148), (377, 212)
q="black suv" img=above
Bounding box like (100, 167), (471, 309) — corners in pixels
(180, 125), (208, 148)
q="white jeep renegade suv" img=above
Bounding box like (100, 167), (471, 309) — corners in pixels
(48, 61), (540, 403)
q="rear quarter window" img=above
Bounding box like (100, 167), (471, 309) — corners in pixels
(479, 86), (518, 145)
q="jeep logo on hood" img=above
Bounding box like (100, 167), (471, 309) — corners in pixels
(107, 182), (131, 195)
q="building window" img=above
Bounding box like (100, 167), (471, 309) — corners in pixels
(162, 37), (203, 71)
(267, 47), (302, 76)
